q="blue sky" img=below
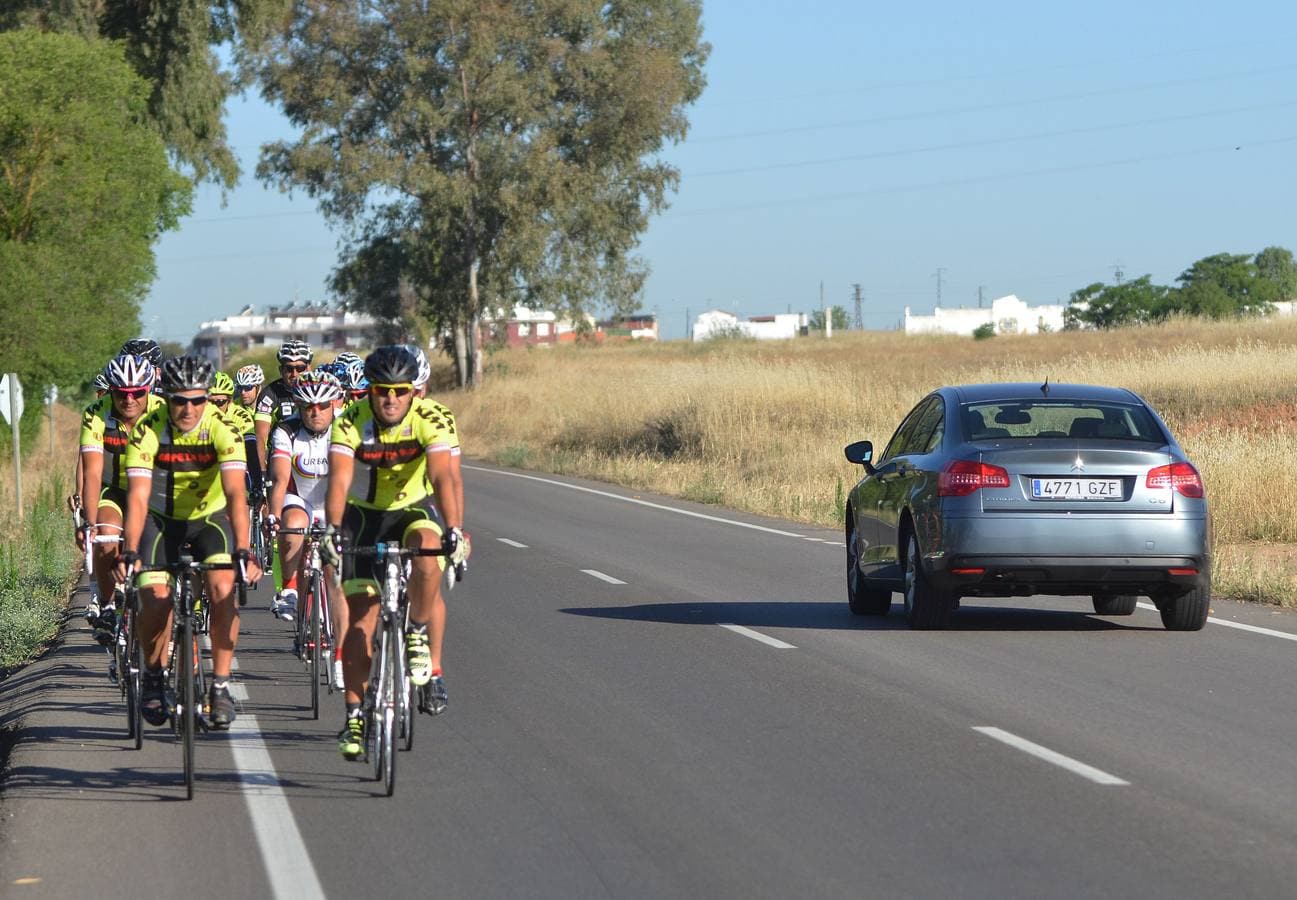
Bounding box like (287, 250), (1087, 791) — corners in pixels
(144, 0), (1297, 343)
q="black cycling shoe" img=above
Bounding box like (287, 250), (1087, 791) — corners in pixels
(140, 670), (168, 727)
(92, 606), (117, 647)
(208, 683), (236, 730)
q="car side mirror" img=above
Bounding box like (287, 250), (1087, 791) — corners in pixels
(844, 440), (875, 473)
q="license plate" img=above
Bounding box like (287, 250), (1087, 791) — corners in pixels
(1030, 478), (1123, 500)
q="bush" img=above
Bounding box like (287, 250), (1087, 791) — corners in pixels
(972, 322), (997, 340)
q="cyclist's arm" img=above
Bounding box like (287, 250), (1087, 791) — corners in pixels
(79, 450), (103, 529)
(450, 452), (464, 524)
(427, 449), (461, 529)
(253, 418), (272, 477)
(266, 453), (290, 521)
(122, 471), (150, 555)
(221, 466), (252, 551)
(325, 448), (353, 526)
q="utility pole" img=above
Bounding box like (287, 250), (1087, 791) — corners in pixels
(978, 285), (985, 308)
(1112, 263), (1125, 285)
(933, 267), (947, 307)
(852, 283), (864, 330)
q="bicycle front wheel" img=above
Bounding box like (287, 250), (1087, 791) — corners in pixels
(382, 619), (399, 796)
(309, 571), (322, 720)
(178, 609), (196, 800)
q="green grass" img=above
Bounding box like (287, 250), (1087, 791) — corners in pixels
(0, 477), (80, 671)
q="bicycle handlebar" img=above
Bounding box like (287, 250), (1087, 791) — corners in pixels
(341, 544), (449, 558)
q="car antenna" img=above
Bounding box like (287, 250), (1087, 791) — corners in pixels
(1040, 376), (1050, 397)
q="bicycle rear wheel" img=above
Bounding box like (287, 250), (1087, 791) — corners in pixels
(367, 627), (386, 783)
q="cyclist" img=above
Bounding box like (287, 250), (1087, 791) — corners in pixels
(323, 346), (465, 760)
(234, 364), (264, 411)
(266, 370), (340, 623)
(92, 371), (109, 399)
(337, 357), (368, 406)
(254, 340), (313, 468)
(78, 354), (162, 639)
(120, 338), (165, 396)
(211, 371), (255, 436)
(116, 356), (262, 729)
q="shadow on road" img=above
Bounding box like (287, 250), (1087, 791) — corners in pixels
(560, 599), (1164, 633)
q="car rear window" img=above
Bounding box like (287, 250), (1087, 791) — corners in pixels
(961, 400), (1164, 442)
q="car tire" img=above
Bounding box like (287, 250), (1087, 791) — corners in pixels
(846, 517), (891, 615)
(1092, 594), (1138, 616)
(1158, 583), (1210, 631)
(902, 531), (954, 629)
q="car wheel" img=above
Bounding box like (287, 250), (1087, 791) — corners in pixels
(902, 531), (954, 629)
(1158, 583), (1210, 632)
(847, 517), (891, 616)
(1092, 594), (1138, 616)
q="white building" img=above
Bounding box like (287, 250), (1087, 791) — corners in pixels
(903, 294), (1066, 337)
(190, 304), (382, 367)
(692, 309), (808, 341)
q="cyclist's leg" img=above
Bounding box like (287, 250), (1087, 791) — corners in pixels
(194, 515), (238, 679)
(92, 487), (126, 611)
(401, 502), (447, 677)
(135, 513), (178, 669)
(339, 504), (382, 708)
(278, 496), (310, 619)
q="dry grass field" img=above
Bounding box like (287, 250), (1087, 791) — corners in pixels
(450, 315), (1297, 606)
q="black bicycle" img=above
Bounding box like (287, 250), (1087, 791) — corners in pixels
(341, 543), (448, 797)
(133, 555), (247, 799)
(280, 524), (335, 720)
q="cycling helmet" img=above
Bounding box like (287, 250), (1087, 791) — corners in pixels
(292, 370), (344, 405)
(364, 345), (418, 385)
(276, 339), (313, 365)
(316, 360), (347, 381)
(340, 359), (368, 392)
(234, 364), (265, 388)
(159, 355), (215, 393)
(211, 371), (235, 396)
(401, 344), (432, 388)
(93, 371), (109, 393)
(334, 351), (363, 367)
(103, 354), (154, 389)
(120, 338), (163, 366)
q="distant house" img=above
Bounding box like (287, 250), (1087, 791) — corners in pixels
(190, 303), (382, 367)
(903, 294), (1066, 336)
(692, 309), (806, 341)
(596, 313), (659, 341)
(485, 306), (659, 347)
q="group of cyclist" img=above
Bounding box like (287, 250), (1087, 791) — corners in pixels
(75, 337), (468, 759)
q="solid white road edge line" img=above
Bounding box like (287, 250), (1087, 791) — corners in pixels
(582, 569), (627, 585)
(718, 623), (797, 650)
(465, 464), (805, 538)
(206, 637), (326, 900)
(1135, 601), (1297, 642)
(972, 726), (1129, 786)
(497, 538), (529, 548)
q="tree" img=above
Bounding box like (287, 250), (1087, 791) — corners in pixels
(1255, 246), (1297, 302)
(0, 30), (190, 442)
(1172, 253), (1275, 318)
(1064, 276), (1170, 329)
(809, 306), (850, 332)
(255, 0), (709, 386)
(2, 0), (291, 188)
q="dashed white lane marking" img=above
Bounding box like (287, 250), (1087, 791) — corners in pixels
(1135, 602), (1297, 642)
(718, 623), (797, 650)
(497, 538), (529, 548)
(582, 569), (627, 585)
(466, 465), (805, 538)
(206, 637), (326, 900)
(972, 726), (1130, 786)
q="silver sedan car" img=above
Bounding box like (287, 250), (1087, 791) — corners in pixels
(844, 382), (1210, 630)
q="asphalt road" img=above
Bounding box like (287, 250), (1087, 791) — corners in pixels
(3, 462), (1297, 898)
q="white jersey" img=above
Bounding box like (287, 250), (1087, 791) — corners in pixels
(269, 417), (330, 512)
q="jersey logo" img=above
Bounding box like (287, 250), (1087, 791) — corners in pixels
(156, 447), (218, 471)
(356, 440), (421, 467)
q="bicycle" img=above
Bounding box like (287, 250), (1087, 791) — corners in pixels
(279, 523), (335, 720)
(340, 543), (448, 797)
(133, 554), (247, 800)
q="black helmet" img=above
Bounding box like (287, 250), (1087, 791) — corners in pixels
(159, 355), (215, 393)
(364, 345), (418, 385)
(121, 338), (163, 366)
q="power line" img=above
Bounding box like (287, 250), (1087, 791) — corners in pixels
(691, 63), (1297, 144)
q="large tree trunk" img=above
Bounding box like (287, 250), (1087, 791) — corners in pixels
(453, 323), (468, 388)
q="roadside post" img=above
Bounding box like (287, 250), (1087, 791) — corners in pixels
(45, 384), (58, 455)
(1, 372), (24, 516)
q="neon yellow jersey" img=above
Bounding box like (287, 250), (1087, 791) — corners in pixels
(222, 404), (256, 436)
(79, 393), (165, 490)
(125, 405), (247, 520)
(330, 399), (455, 510)
(419, 398), (461, 454)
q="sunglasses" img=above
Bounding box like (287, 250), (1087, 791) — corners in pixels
(111, 387), (149, 400)
(210, 396), (231, 408)
(168, 394), (209, 408)
(369, 383), (414, 398)
(281, 364), (308, 374)
(300, 401), (334, 412)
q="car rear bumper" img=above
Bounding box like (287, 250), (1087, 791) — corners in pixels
(928, 514), (1209, 596)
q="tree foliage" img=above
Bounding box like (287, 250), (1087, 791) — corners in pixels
(809, 305), (850, 332)
(2, 0), (291, 188)
(254, 0), (709, 385)
(1065, 247), (1291, 329)
(0, 30), (190, 441)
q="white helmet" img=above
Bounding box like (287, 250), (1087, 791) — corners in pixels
(234, 364), (265, 388)
(291, 370), (344, 405)
(103, 354), (155, 389)
(402, 344), (431, 388)
(277, 339), (313, 365)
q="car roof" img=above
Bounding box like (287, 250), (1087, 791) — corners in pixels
(948, 383), (1142, 404)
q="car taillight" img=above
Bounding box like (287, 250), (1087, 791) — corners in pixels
(1146, 462), (1204, 498)
(939, 460), (1011, 496)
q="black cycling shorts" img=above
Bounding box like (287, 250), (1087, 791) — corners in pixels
(136, 511), (235, 587)
(339, 499), (445, 596)
(97, 484), (128, 517)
